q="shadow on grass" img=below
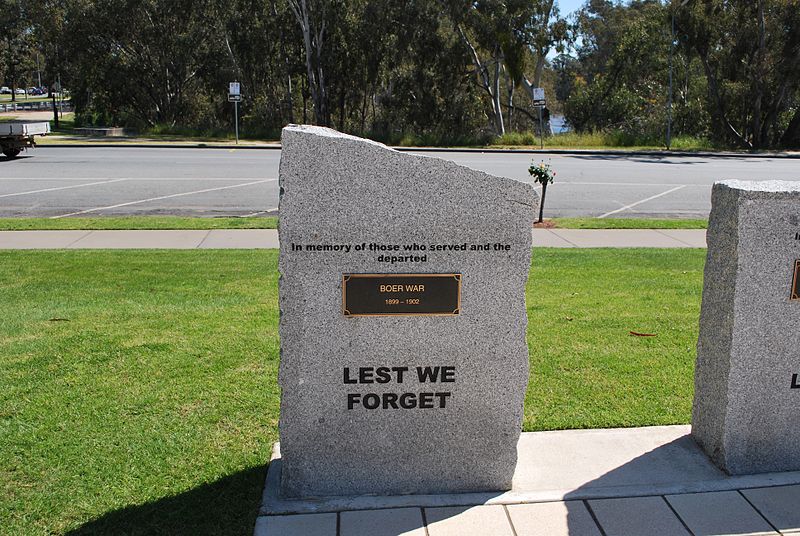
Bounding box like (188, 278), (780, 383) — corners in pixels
(66, 465), (268, 536)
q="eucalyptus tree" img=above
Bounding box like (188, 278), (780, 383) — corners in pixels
(288, 0), (335, 126)
(564, 0), (674, 137)
(0, 0), (35, 101)
(674, 0), (800, 148)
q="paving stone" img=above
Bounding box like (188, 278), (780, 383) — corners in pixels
(253, 513), (337, 536)
(588, 496), (690, 536)
(657, 229), (708, 247)
(68, 229), (208, 249)
(507, 501), (602, 536)
(549, 229), (688, 247)
(340, 507), (426, 536)
(0, 229), (89, 248)
(199, 229), (279, 248)
(425, 505), (515, 536)
(666, 491), (778, 535)
(741, 485), (800, 533)
(530, 229), (576, 247)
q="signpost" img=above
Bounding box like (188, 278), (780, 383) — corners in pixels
(228, 82), (241, 144)
(533, 88), (546, 149)
(50, 81), (61, 129)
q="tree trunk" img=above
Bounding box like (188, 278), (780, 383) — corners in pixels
(533, 54), (546, 88)
(272, 0), (294, 124)
(302, 77), (308, 124)
(492, 46), (505, 135)
(457, 25), (504, 136)
(286, 76), (295, 124)
(51, 93), (59, 129)
(314, 20), (328, 125)
(360, 79), (369, 135)
(289, 0), (327, 126)
(507, 83), (514, 132)
(751, 0), (766, 149)
(338, 84), (345, 131)
(699, 54), (752, 148)
(532, 0), (554, 88)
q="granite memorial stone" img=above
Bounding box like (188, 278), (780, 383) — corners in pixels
(278, 125), (537, 498)
(693, 180), (800, 474)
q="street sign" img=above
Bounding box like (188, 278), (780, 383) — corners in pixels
(532, 87), (545, 107)
(228, 82), (241, 145)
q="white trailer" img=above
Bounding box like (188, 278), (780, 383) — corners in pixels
(0, 121), (50, 158)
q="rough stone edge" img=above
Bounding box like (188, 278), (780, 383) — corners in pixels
(256, 430), (800, 517)
(717, 179), (800, 193)
(278, 124), (538, 200)
(692, 182), (740, 472)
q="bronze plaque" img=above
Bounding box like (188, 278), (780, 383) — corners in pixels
(342, 274), (461, 317)
(792, 260), (800, 300)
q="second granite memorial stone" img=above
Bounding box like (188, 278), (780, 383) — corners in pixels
(693, 180), (800, 474)
(278, 125), (537, 498)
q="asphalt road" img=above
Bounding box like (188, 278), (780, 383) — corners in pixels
(1, 146), (798, 219)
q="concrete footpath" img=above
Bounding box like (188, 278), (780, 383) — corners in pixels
(256, 425), (800, 536)
(0, 228), (707, 249)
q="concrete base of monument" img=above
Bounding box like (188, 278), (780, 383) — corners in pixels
(258, 425), (800, 517)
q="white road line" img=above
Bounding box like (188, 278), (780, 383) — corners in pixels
(50, 179), (276, 219)
(597, 185), (687, 219)
(0, 178), (128, 198)
(241, 207), (278, 217)
(2, 178), (272, 182)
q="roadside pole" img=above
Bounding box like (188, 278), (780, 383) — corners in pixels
(229, 81), (241, 145)
(538, 106), (543, 149)
(57, 74), (63, 118)
(51, 81), (60, 129)
(533, 87), (546, 150)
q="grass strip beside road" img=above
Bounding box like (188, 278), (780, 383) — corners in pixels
(0, 216), (703, 231)
(0, 216), (278, 230)
(550, 218), (708, 229)
(490, 131), (717, 152)
(0, 249), (703, 534)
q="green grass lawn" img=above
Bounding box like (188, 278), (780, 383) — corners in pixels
(0, 248), (705, 535)
(0, 216), (700, 231)
(525, 249), (703, 430)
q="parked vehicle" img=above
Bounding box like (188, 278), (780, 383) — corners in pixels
(0, 87), (10, 94)
(0, 121), (50, 158)
(14, 88), (26, 95)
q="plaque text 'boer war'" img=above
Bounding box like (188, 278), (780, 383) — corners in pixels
(342, 274), (461, 316)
